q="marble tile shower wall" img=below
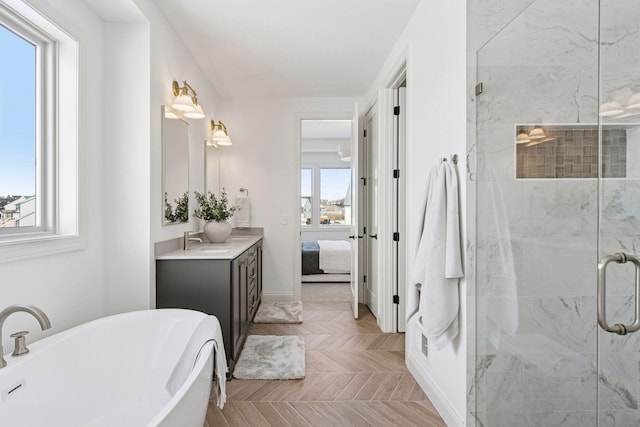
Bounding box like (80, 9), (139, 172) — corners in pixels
(516, 129), (627, 179)
(468, 0), (640, 425)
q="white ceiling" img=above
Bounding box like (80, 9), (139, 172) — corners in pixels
(154, 0), (421, 98)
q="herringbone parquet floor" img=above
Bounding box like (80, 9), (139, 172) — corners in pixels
(205, 284), (446, 426)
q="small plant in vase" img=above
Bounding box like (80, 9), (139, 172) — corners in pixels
(194, 188), (237, 243)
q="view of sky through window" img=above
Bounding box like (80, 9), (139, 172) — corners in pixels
(0, 24), (36, 197)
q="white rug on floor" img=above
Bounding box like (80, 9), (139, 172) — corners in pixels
(253, 301), (303, 324)
(233, 335), (305, 380)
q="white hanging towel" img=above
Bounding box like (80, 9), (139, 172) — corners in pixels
(411, 159), (463, 350)
(234, 196), (251, 228)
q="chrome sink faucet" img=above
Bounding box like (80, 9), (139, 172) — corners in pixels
(0, 305), (51, 368)
(184, 231), (203, 250)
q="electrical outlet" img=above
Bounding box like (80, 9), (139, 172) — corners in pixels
(281, 215), (288, 225)
(421, 334), (428, 358)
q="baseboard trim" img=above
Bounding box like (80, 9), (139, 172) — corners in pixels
(406, 350), (465, 427)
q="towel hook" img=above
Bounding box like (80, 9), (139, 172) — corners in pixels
(240, 187), (249, 196)
(442, 154), (458, 165)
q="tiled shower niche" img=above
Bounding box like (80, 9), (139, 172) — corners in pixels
(515, 126), (627, 179)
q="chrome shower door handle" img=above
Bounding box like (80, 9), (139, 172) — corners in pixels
(597, 252), (640, 335)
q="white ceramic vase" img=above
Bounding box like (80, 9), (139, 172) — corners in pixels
(203, 220), (232, 243)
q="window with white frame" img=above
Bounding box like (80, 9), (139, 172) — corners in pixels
(301, 166), (351, 227)
(300, 168), (312, 226)
(0, 1), (80, 259)
(0, 22), (38, 232)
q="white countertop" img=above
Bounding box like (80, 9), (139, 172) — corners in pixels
(156, 235), (262, 260)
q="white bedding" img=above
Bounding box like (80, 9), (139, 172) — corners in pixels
(317, 240), (351, 273)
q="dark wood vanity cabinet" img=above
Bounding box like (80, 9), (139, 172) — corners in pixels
(156, 239), (263, 372)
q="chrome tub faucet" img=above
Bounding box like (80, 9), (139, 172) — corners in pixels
(0, 305), (51, 368)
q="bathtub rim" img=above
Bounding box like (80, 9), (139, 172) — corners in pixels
(0, 308), (208, 363)
(0, 308), (217, 426)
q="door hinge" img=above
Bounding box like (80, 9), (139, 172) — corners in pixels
(393, 232), (400, 242)
(393, 169), (400, 179)
(393, 295), (400, 304)
(475, 82), (483, 96)
(363, 129), (367, 137)
(393, 106), (400, 116)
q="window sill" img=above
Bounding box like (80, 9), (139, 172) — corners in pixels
(0, 233), (85, 263)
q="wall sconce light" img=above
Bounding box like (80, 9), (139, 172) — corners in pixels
(515, 130), (531, 144)
(211, 120), (232, 146)
(626, 93), (640, 110)
(171, 80), (204, 119)
(528, 126), (546, 140)
(516, 125), (555, 147)
(164, 106), (180, 119)
(599, 101), (624, 117)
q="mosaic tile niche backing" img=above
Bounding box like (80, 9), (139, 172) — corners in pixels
(516, 127), (627, 179)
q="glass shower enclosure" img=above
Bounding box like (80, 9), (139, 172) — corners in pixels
(474, 0), (640, 425)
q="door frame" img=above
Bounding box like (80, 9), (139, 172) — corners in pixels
(364, 62), (407, 333)
(293, 111), (362, 301)
(363, 102), (378, 315)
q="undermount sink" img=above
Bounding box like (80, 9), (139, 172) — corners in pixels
(190, 246), (231, 254)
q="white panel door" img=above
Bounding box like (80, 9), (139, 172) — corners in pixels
(364, 106), (379, 318)
(350, 103), (360, 319)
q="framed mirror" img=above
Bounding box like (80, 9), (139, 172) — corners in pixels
(162, 106), (189, 225)
(205, 141), (220, 195)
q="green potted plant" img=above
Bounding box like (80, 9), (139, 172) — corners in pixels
(194, 188), (237, 243)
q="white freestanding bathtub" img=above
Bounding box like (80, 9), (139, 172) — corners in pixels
(0, 309), (227, 426)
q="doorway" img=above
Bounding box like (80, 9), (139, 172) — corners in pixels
(361, 72), (408, 332)
(297, 116), (360, 319)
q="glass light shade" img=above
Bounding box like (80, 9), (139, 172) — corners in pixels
(626, 93), (640, 109)
(528, 126), (546, 140)
(525, 140), (543, 147)
(617, 111), (640, 119)
(599, 101), (624, 117)
(516, 130), (531, 144)
(212, 128), (228, 141)
(217, 135), (232, 146)
(183, 103), (204, 119)
(164, 108), (179, 119)
(171, 93), (196, 112)
(339, 143), (351, 159)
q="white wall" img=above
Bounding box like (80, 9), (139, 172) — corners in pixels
(220, 97), (360, 300)
(0, 0), (229, 358)
(0, 0), (107, 350)
(365, 0), (467, 425)
(102, 21), (151, 314)
(99, 0), (225, 312)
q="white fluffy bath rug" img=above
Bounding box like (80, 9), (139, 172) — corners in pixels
(233, 335), (305, 380)
(253, 301), (303, 324)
